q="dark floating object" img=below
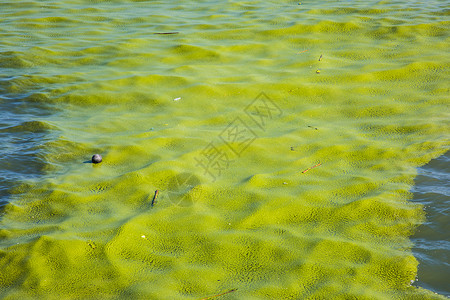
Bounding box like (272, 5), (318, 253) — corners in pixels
(92, 154), (102, 164)
(87, 240), (97, 250)
(308, 125), (318, 130)
(153, 32), (179, 35)
(199, 288), (238, 300)
(151, 190), (159, 207)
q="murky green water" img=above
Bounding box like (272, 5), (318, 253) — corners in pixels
(1, 1), (449, 299)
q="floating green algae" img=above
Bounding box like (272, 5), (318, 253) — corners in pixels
(1, 0), (449, 299)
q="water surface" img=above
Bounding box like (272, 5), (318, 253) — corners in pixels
(1, 0), (449, 299)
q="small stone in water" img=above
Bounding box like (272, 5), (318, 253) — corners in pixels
(92, 154), (102, 164)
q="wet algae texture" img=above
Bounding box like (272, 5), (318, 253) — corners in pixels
(0, 0), (449, 299)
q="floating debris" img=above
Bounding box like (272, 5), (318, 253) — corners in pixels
(316, 69), (321, 74)
(154, 32), (179, 35)
(308, 125), (318, 130)
(151, 190), (159, 207)
(319, 54), (323, 61)
(92, 154), (102, 164)
(199, 288), (238, 300)
(87, 240), (97, 250)
(297, 49), (308, 54)
(173, 97), (181, 101)
(302, 163), (321, 174)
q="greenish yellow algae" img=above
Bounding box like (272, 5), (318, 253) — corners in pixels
(1, 0), (449, 299)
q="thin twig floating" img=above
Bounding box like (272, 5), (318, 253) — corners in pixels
(151, 190), (159, 207)
(297, 49), (308, 54)
(153, 32), (179, 35)
(199, 289), (237, 300)
(87, 240), (97, 250)
(302, 163), (321, 174)
(319, 54), (323, 61)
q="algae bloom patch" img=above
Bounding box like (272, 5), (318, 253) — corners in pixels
(0, 0), (448, 299)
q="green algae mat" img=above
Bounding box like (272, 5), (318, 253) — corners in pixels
(0, 0), (449, 299)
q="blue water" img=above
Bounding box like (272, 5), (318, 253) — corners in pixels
(0, 99), (52, 207)
(412, 152), (450, 297)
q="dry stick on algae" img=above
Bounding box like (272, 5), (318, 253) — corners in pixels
(153, 32), (179, 35)
(151, 190), (159, 207)
(199, 288), (238, 300)
(301, 163), (322, 174)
